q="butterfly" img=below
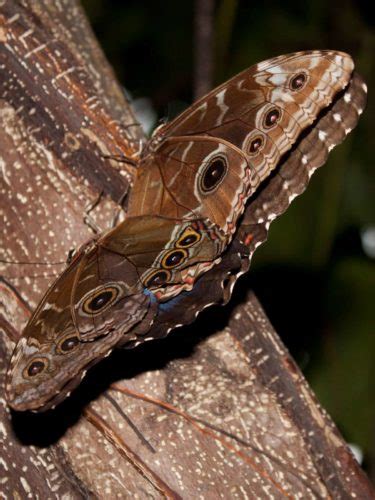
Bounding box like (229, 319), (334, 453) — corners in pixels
(5, 50), (367, 412)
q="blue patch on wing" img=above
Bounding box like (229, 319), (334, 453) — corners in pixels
(157, 290), (189, 312)
(143, 288), (157, 303)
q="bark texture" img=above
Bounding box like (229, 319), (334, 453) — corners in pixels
(0, 1), (374, 498)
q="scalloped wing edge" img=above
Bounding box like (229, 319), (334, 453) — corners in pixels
(141, 72), (367, 341)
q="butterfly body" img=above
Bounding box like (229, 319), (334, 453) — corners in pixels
(6, 50), (367, 411)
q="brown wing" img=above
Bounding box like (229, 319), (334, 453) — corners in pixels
(5, 241), (150, 411)
(129, 138), (252, 233)
(100, 215), (227, 300)
(144, 71), (367, 340)
(71, 243), (150, 342)
(4, 251), (113, 412)
(129, 51), (354, 238)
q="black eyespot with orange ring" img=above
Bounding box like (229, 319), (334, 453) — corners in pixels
(263, 107), (281, 128)
(81, 285), (120, 315)
(161, 249), (188, 269)
(248, 135), (264, 155)
(200, 155), (228, 193)
(176, 228), (201, 248)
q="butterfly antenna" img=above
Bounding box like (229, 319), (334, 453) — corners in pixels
(0, 258), (66, 266)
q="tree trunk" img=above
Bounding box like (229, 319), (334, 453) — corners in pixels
(0, 1), (374, 498)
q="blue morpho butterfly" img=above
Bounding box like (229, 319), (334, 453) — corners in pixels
(6, 50), (367, 411)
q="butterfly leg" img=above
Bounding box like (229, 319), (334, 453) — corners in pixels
(83, 187), (129, 233)
(100, 150), (140, 229)
(109, 189), (129, 229)
(101, 153), (138, 169)
(83, 191), (105, 235)
(66, 248), (76, 264)
(66, 191), (104, 263)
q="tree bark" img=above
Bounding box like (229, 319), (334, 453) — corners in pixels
(0, 1), (374, 498)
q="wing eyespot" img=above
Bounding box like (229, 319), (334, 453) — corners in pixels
(176, 227), (201, 248)
(23, 358), (49, 379)
(144, 270), (171, 289)
(248, 136), (264, 155)
(161, 249), (188, 269)
(263, 107), (281, 128)
(290, 72), (308, 91)
(57, 335), (80, 354)
(200, 155), (228, 193)
(81, 285), (121, 316)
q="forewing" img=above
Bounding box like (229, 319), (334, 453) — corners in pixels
(129, 50), (355, 238)
(129, 139), (253, 234)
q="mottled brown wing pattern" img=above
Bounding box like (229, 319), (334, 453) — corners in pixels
(129, 51), (354, 247)
(129, 138), (253, 232)
(162, 51), (354, 139)
(5, 213), (225, 410)
(101, 215), (227, 301)
(241, 72), (367, 230)
(4, 253), (95, 411)
(5, 49), (367, 412)
(5, 238), (151, 411)
(145, 72), (367, 339)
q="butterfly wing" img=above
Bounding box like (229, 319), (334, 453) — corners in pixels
(129, 51), (355, 237)
(5, 211), (229, 411)
(5, 243), (152, 411)
(128, 53), (366, 340)
(71, 244), (147, 342)
(99, 215), (227, 300)
(145, 71), (367, 339)
(6, 50), (366, 411)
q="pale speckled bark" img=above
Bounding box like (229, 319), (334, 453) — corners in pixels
(0, 0), (374, 498)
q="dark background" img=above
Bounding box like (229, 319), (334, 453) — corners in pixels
(82, 0), (374, 477)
